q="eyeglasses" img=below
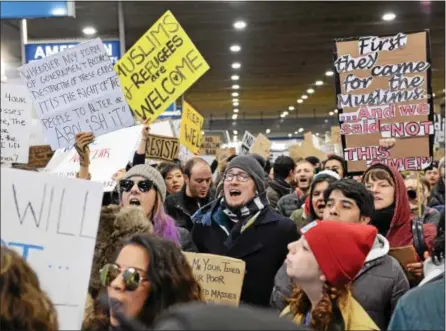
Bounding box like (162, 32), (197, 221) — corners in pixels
(119, 179), (154, 193)
(407, 190), (417, 200)
(100, 263), (148, 291)
(224, 172), (250, 182)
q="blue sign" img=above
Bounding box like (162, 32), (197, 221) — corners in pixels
(158, 103), (182, 119)
(1, 1), (74, 19)
(24, 40), (121, 64)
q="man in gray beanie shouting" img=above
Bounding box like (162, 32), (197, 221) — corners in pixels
(191, 155), (299, 307)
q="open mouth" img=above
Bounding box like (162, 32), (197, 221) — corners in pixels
(129, 198), (141, 206)
(299, 178), (308, 184)
(316, 202), (325, 210)
(229, 189), (242, 197)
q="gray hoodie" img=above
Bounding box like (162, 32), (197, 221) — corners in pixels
(270, 234), (409, 330)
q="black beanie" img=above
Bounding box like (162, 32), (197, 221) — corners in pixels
(226, 156), (266, 193)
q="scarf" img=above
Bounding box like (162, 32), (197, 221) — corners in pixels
(371, 204), (395, 236)
(222, 191), (268, 223)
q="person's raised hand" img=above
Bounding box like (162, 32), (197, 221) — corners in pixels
(379, 138), (396, 150)
(141, 120), (151, 140)
(75, 132), (95, 167)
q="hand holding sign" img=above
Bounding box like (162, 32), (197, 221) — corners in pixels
(74, 132), (95, 167)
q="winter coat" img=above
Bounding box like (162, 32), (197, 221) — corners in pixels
(277, 192), (304, 217)
(164, 186), (215, 231)
(271, 234), (409, 330)
(281, 291), (379, 330)
(388, 275), (445, 330)
(363, 164), (437, 250)
(191, 201), (299, 307)
(429, 177), (445, 213)
(267, 178), (292, 210)
(177, 227), (198, 252)
(414, 205), (441, 227)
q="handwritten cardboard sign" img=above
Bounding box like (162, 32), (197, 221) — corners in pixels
(179, 101), (203, 154)
(240, 131), (255, 155)
(249, 133), (272, 159)
(334, 31), (434, 173)
(434, 114), (445, 146)
(288, 132), (327, 161)
(145, 133), (179, 161)
(115, 10), (210, 122)
(45, 125), (142, 191)
(183, 252), (246, 306)
(0, 168), (103, 329)
(18, 38), (135, 150)
(1, 83), (32, 163)
(199, 136), (221, 156)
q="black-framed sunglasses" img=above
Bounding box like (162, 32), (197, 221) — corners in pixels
(224, 171), (250, 182)
(100, 263), (148, 292)
(119, 179), (154, 193)
(407, 189), (417, 200)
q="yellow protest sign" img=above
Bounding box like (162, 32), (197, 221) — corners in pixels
(115, 10), (210, 122)
(179, 101), (203, 153)
(183, 252), (246, 306)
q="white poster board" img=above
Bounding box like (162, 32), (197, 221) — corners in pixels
(1, 83), (32, 163)
(46, 125), (142, 191)
(17, 38), (135, 150)
(0, 168), (103, 330)
(240, 131), (255, 155)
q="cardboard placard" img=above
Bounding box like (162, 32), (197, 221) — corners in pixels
(249, 133), (272, 159)
(145, 133), (179, 161)
(179, 101), (203, 154)
(1, 83), (32, 163)
(288, 132), (327, 161)
(240, 131), (255, 155)
(334, 31), (434, 173)
(216, 147), (236, 164)
(1, 168), (103, 329)
(18, 38), (135, 150)
(331, 126), (341, 144)
(389, 245), (420, 282)
(199, 136), (221, 156)
(115, 10), (210, 122)
(183, 252), (246, 306)
(434, 114), (445, 146)
(46, 125), (142, 191)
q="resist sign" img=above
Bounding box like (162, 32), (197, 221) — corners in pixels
(115, 10), (210, 122)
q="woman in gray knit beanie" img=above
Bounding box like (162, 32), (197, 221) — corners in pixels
(119, 164), (196, 252)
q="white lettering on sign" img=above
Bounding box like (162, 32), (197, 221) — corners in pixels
(31, 42), (117, 62)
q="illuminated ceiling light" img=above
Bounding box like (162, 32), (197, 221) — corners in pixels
(432, 93), (436, 97)
(288, 133), (292, 137)
(294, 131), (298, 134)
(233, 130), (238, 135)
(297, 99), (303, 104)
(316, 133), (320, 136)
(307, 88), (315, 94)
(280, 113), (286, 118)
(329, 111), (334, 116)
(288, 106), (295, 111)
(232, 92), (239, 97)
(325, 70), (334, 76)
(232, 98), (239, 102)
(315, 80), (324, 86)
(334, 109), (338, 113)
(230, 44), (241, 52)
(201, 131), (205, 135)
(266, 128), (271, 134)
(231, 75), (240, 81)
(324, 119), (329, 123)
(298, 128), (304, 133)
(233, 102), (239, 106)
(232, 114), (238, 120)
(233, 108), (239, 113)
(231, 62), (241, 69)
(382, 12), (396, 21)
(233, 20), (247, 30)
(232, 84), (240, 90)
(302, 95), (308, 99)
(82, 26), (97, 35)
(51, 7), (66, 15)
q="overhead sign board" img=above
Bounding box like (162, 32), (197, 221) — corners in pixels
(1, 1), (75, 19)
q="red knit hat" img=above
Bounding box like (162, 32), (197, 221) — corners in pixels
(301, 220), (377, 286)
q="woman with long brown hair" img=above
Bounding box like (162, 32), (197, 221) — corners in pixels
(0, 247), (58, 331)
(281, 221), (379, 330)
(83, 234), (202, 330)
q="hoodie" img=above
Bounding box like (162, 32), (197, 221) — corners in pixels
(363, 164), (437, 250)
(271, 234), (409, 330)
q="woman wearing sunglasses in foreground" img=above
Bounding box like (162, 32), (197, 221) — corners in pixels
(83, 234), (202, 330)
(118, 164), (197, 252)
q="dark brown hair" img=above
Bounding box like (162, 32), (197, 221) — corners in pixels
(287, 282), (349, 331)
(0, 247), (58, 331)
(362, 167), (395, 187)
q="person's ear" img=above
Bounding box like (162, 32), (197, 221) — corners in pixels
(359, 216), (371, 224)
(184, 175), (190, 185)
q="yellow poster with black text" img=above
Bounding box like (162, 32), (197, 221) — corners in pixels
(115, 10), (210, 122)
(180, 101), (203, 154)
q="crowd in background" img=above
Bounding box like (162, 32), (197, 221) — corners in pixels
(1, 122), (445, 331)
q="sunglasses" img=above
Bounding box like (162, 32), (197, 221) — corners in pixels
(407, 189), (417, 200)
(119, 179), (154, 193)
(100, 263), (148, 291)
